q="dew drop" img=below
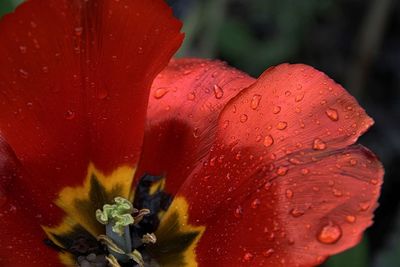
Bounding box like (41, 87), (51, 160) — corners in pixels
(276, 121), (287, 130)
(251, 199), (261, 209)
(240, 114), (248, 123)
(301, 168), (310, 175)
(370, 179), (379, 185)
(345, 215), (356, 223)
(234, 206), (243, 218)
(250, 94), (262, 110)
(290, 208), (305, 217)
(19, 46), (27, 54)
(153, 88), (169, 99)
(97, 89), (108, 100)
(264, 182), (272, 191)
(222, 120), (230, 129)
(272, 106), (281, 114)
(349, 159), (357, 166)
(243, 252), (254, 262)
(187, 92), (196, 101)
(313, 138), (327, 150)
(262, 248), (275, 258)
(325, 108), (339, 121)
(19, 68), (29, 79)
(263, 135), (274, 147)
(285, 189), (294, 199)
(213, 84), (224, 99)
(295, 92), (305, 102)
(64, 110), (75, 120)
(276, 166), (288, 176)
(74, 27), (83, 36)
(317, 222), (342, 244)
(359, 202), (370, 211)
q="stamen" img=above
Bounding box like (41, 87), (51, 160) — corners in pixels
(127, 250), (145, 267)
(141, 233), (157, 244)
(105, 254), (121, 267)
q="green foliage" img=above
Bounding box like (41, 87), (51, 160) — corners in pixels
(325, 238), (368, 267)
(0, 0), (23, 18)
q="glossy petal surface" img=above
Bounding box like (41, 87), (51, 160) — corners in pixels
(0, 0), (182, 265)
(0, 0), (182, 219)
(171, 64), (383, 266)
(136, 58), (255, 194)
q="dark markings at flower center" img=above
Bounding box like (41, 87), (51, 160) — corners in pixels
(44, 174), (199, 267)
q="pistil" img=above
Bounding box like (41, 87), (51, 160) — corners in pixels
(96, 197), (152, 266)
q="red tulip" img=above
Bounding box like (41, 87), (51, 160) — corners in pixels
(0, 1), (383, 267)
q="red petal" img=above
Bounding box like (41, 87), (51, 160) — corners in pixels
(195, 146), (383, 266)
(170, 64), (382, 265)
(136, 58), (254, 194)
(0, 0), (182, 223)
(0, 200), (63, 267)
(1, 137), (60, 266)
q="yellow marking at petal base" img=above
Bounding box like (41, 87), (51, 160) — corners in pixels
(55, 163), (135, 236)
(42, 217), (79, 266)
(149, 177), (166, 195)
(156, 196), (205, 267)
(59, 253), (76, 266)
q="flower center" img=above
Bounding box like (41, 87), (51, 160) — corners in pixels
(45, 174), (173, 267)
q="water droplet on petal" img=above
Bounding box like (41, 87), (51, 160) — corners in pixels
(251, 199), (261, 209)
(317, 222), (342, 244)
(250, 94), (262, 110)
(240, 114), (248, 123)
(295, 92), (305, 102)
(187, 92), (196, 101)
(97, 89), (108, 99)
(65, 110), (75, 120)
(276, 166), (288, 176)
(326, 108), (339, 121)
(213, 84), (224, 99)
(222, 120), (230, 129)
(74, 27), (83, 36)
(345, 215), (356, 223)
(276, 121), (287, 130)
(19, 68), (29, 79)
(153, 88), (169, 99)
(301, 168), (310, 175)
(349, 159), (357, 166)
(19, 46), (27, 53)
(285, 189), (294, 199)
(273, 106), (281, 114)
(234, 206), (243, 218)
(313, 138), (327, 150)
(370, 179), (379, 185)
(262, 248), (275, 257)
(290, 208), (305, 217)
(243, 252), (254, 262)
(264, 182), (272, 191)
(263, 135), (274, 147)
(359, 202), (370, 211)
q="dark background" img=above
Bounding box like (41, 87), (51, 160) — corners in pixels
(1, 0), (399, 266)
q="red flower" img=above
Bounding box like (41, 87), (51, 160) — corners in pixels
(0, 1), (383, 267)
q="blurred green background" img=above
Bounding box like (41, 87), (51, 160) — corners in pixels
(1, 0), (399, 266)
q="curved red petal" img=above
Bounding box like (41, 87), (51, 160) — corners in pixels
(136, 58), (255, 194)
(170, 64), (383, 265)
(1, 137), (61, 266)
(0, 0), (182, 223)
(195, 146), (383, 267)
(0, 200), (63, 267)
